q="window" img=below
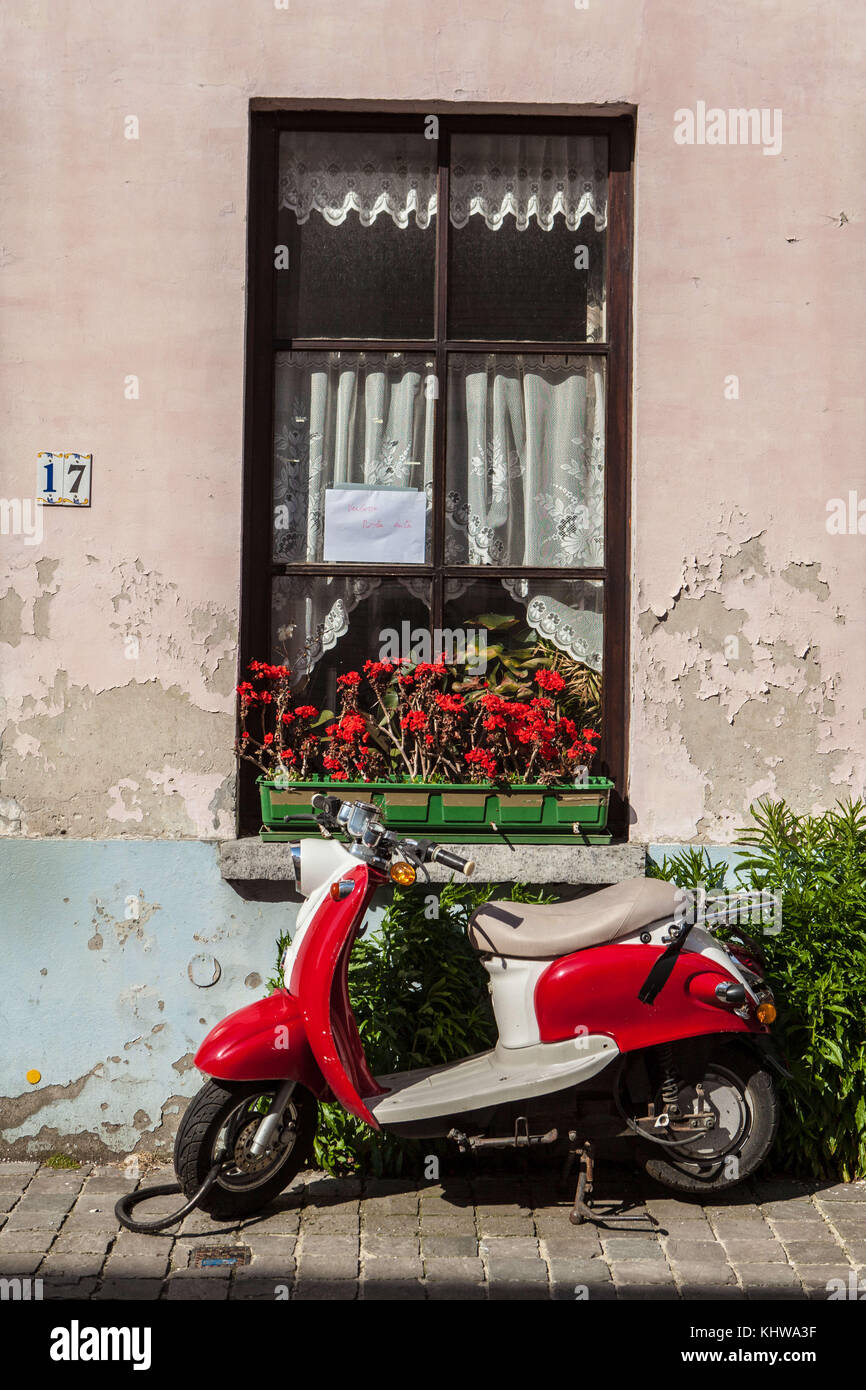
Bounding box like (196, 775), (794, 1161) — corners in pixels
(241, 113), (633, 833)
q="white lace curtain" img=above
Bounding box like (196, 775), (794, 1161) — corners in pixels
(279, 131), (608, 232)
(274, 132), (608, 679)
(273, 352), (604, 675)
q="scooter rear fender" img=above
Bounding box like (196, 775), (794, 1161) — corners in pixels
(194, 989), (329, 1094)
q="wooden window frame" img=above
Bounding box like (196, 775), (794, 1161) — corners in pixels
(239, 110), (634, 836)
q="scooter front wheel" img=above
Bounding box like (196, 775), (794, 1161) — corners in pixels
(174, 1079), (317, 1220)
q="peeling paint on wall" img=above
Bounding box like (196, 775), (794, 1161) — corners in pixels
(631, 512), (865, 842)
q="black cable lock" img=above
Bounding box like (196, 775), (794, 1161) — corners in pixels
(638, 919), (698, 1005)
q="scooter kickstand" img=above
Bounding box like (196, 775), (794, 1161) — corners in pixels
(568, 1139), (595, 1226)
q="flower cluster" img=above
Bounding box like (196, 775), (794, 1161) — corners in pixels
(237, 658), (600, 786)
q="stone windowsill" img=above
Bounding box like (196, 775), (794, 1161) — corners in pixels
(219, 838), (647, 885)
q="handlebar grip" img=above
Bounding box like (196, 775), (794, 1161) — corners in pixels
(430, 847), (476, 877)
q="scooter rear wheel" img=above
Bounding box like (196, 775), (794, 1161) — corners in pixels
(636, 1043), (778, 1194)
(174, 1079), (317, 1219)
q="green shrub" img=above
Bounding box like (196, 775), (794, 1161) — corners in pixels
(271, 878), (551, 1175)
(650, 798), (866, 1180)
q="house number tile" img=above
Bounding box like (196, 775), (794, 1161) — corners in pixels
(37, 452), (92, 506)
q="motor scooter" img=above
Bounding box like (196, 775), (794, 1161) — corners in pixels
(119, 793), (785, 1231)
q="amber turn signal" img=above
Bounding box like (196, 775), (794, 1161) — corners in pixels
(389, 861), (416, 886)
(756, 1001), (777, 1025)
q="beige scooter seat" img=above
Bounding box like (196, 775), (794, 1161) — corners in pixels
(468, 878), (680, 960)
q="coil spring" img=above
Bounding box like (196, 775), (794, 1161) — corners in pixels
(659, 1043), (679, 1109)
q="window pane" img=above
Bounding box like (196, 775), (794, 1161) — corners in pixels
(445, 353), (605, 567)
(444, 576), (603, 721)
(273, 351), (436, 564)
(448, 133), (607, 341)
(277, 130), (436, 339)
(272, 576), (431, 709)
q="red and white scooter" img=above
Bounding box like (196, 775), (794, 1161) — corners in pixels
(154, 795), (783, 1226)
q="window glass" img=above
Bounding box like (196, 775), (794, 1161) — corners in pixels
(273, 351), (436, 564)
(276, 131), (437, 339)
(448, 133), (607, 341)
(445, 354), (605, 567)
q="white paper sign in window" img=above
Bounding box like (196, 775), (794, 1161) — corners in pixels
(323, 485), (426, 565)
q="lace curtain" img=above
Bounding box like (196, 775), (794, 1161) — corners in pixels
(279, 131), (607, 232)
(274, 132), (607, 680)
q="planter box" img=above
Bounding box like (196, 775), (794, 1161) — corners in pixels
(258, 777), (614, 844)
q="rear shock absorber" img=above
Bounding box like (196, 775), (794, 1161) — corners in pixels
(659, 1043), (680, 1112)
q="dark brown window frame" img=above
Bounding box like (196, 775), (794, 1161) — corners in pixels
(239, 109), (634, 837)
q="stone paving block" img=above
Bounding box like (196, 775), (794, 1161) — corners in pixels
(362, 1213), (420, 1236)
(680, 1284), (745, 1300)
(103, 1254), (171, 1280)
(52, 1230), (114, 1256)
(670, 1261), (736, 1285)
(815, 1184), (866, 1203)
(43, 1279), (99, 1300)
(93, 1273), (164, 1295)
(362, 1254), (423, 1279)
(166, 1275), (231, 1299)
(0, 1194), (20, 1214)
(294, 1280), (358, 1300)
(420, 1234), (478, 1259)
(0, 1252), (44, 1276)
(4, 1212), (65, 1234)
(230, 1277), (283, 1300)
(610, 1262), (676, 1287)
(551, 1278), (617, 1301)
(545, 1255), (612, 1281)
(478, 1236), (540, 1258)
(601, 1236), (665, 1261)
(0, 1163), (39, 1181)
(423, 1257), (485, 1282)
(41, 1253), (106, 1280)
(540, 1231), (602, 1256)
(362, 1276), (426, 1299)
(300, 1211), (359, 1234)
(426, 1280), (486, 1299)
(361, 1235), (420, 1258)
(663, 1239), (729, 1263)
(296, 1255), (359, 1279)
(359, 1194), (419, 1216)
(475, 1214), (534, 1237)
(781, 1241), (845, 1265)
(0, 1229), (56, 1253)
(737, 1263), (802, 1286)
(721, 1239), (787, 1263)
(485, 1258), (549, 1283)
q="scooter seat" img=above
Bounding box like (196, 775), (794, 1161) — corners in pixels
(467, 878), (680, 960)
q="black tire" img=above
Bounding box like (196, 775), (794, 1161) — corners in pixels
(635, 1042), (779, 1195)
(174, 1079), (317, 1219)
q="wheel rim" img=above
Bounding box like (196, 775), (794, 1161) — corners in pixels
(665, 1064), (751, 1171)
(213, 1091), (301, 1192)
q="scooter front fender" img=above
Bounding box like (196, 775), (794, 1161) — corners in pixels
(194, 989), (328, 1093)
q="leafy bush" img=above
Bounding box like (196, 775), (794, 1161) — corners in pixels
(271, 879), (551, 1175)
(649, 798), (866, 1180)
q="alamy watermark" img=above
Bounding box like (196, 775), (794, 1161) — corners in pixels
(0, 498), (43, 547)
(674, 102), (782, 156)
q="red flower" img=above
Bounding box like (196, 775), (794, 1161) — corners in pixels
(263, 733), (274, 746)
(294, 705), (319, 718)
(535, 669), (566, 693)
(337, 671), (361, 687)
(400, 710), (428, 732)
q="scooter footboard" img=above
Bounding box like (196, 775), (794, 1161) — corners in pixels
(194, 988), (328, 1093)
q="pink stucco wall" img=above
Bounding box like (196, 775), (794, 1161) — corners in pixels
(1, 1), (863, 842)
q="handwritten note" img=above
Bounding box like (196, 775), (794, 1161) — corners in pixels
(323, 486), (427, 564)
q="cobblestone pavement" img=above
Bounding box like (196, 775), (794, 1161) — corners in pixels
(1, 1160), (865, 1301)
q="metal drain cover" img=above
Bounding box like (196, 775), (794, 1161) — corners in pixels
(191, 1245), (251, 1269)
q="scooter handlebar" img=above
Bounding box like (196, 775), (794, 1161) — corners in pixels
(429, 846), (476, 877)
